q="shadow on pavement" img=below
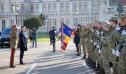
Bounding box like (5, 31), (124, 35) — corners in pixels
(16, 50), (94, 74)
(0, 66), (10, 70)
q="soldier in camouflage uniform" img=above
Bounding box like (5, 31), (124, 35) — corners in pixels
(91, 24), (105, 71)
(89, 25), (97, 67)
(101, 25), (112, 74)
(84, 25), (97, 69)
(80, 17), (126, 74)
(107, 18), (120, 74)
(80, 26), (87, 59)
(100, 24), (110, 69)
(81, 25), (92, 58)
(116, 16), (126, 74)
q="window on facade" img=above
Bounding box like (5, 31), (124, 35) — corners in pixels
(10, 4), (20, 13)
(43, 4), (46, 13)
(53, 18), (57, 28)
(49, 18), (52, 27)
(39, 0), (42, 2)
(21, 4), (24, 13)
(91, 1), (97, 12)
(31, 4), (34, 13)
(53, 3), (57, 13)
(92, 15), (97, 21)
(35, 4), (39, 13)
(78, 2), (82, 12)
(24, 0), (27, 2)
(83, 2), (88, 12)
(66, 18), (69, 25)
(78, 17), (82, 25)
(11, 19), (14, 26)
(66, 3), (70, 12)
(15, 4), (20, 13)
(74, 18), (78, 25)
(61, 18), (64, 23)
(60, 3), (64, 12)
(109, 0), (118, 6)
(84, 17), (89, 24)
(43, 4), (45, 12)
(73, 2), (77, 12)
(48, 4), (51, 13)
(1, 4), (4, 13)
(11, 4), (14, 13)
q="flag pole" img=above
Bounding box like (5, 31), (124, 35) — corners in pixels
(59, 22), (66, 53)
(61, 22), (63, 49)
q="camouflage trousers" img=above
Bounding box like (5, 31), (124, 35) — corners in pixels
(117, 51), (126, 74)
(102, 47), (113, 74)
(81, 42), (87, 57)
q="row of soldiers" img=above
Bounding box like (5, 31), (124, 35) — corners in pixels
(79, 16), (126, 74)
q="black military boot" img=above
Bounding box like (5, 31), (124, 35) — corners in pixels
(52, 43), (56, 52)
(20, 59), (25, 65)
(81, 54), (86, 59)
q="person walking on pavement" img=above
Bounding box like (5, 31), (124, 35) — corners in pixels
(50, 27), (56, 52)
(10, 25), (17, 68)
(74, 28), (80, 56)
(18, 26), (27, 64)
(31, 28), (37, 48)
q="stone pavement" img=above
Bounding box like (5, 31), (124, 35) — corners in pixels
(0, 41), (95, 74)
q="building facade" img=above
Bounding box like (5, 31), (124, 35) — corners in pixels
(99, 0), (126, 22)
(0, 0), (100, 32)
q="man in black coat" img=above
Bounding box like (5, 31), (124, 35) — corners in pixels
(50, 27), (56, 52)
(74, 28), (80, 56)
(49, 28), (52, 45)
(18, 26), (27, 64)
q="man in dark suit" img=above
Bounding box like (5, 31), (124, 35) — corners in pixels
(50, 27), (56, 52)
(49, 28), (52, 45)
(18, 26), (27, 64)
(74, 28), (80, 56)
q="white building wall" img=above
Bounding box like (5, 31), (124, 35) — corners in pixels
(0, 0), (101, 32)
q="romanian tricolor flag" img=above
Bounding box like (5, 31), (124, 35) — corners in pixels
(61, 24), (73, 50)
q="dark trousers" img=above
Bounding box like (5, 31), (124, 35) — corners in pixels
(10, 48), (15, 66)
(32, 38), (37, 48)
(75, 43), (80, 55)
(51, 38), (56, 52)
(20, 50), (24, 64)
(53, 43), (56, 52)
(50, 36), (52, 44)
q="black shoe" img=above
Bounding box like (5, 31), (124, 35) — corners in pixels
(75, 50), (78, 52)
(20, 59), (24, 64)
(81, 56), (86, 59)
(76, 54), (80, 56)
(94, 67), (99, 71)
(52, 50), (56, 52)
(20, 63), (26, 65)
(10, 65), (15, 68)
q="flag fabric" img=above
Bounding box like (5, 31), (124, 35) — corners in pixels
(61, 24), (73, 50)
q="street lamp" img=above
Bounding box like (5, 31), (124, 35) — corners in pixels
(12, 4), (20, 26)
